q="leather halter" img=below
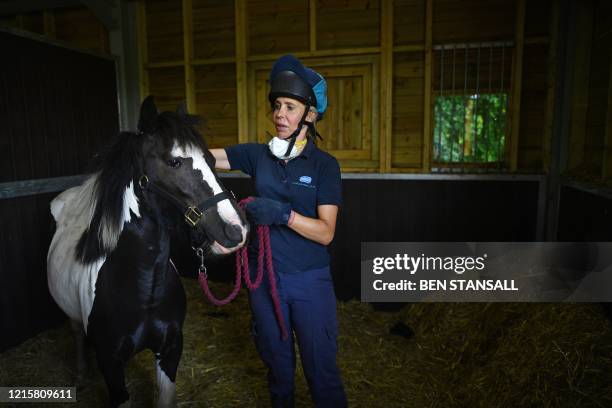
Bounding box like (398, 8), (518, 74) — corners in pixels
(138, 175), (233, 227)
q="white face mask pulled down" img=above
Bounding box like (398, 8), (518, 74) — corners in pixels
(268, 136), (307, 160)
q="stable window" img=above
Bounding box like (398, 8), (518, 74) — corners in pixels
(432, 43), (513, 170)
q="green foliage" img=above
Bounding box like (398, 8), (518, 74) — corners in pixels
(434, 93), (507, 163)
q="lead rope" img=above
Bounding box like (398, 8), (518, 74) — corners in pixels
(197, 197), (289, 340)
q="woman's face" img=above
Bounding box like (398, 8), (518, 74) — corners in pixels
(272, 97), (308, 139)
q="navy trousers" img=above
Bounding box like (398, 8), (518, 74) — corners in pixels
(249, 265), (348, 408)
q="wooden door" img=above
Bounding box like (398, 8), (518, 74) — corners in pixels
(249, 55), (379, 171)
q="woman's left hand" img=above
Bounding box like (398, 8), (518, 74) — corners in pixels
(245, 197), (292, 225)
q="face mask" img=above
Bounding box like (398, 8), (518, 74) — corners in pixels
(268, 136), (307, 160)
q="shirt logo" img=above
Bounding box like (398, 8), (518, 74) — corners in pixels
(299, 176), (312, 184)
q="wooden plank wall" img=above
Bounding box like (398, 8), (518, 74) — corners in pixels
(137, 0), (554, 173)
(587, 1), (612, 178)
(518, 0), (551, 171)
(0, 7), (109, 54)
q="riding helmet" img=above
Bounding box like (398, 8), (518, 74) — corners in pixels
(268, 55), (328, 120)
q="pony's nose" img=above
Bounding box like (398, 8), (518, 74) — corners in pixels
(224, 223), (243, 243)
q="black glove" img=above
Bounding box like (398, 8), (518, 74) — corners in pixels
(245, 197), (292, 226)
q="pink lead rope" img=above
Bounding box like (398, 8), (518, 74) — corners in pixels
(197, 197), (289, 340)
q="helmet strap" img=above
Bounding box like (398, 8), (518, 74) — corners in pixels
(304, 120), (323, 141)
(283, 104), (311, 157)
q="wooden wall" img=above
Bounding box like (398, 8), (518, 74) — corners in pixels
(587, 1), (612, 178)
(0, 7), (110, 54)
(559, 0), (612, 185)
(137, 0), (554, 173)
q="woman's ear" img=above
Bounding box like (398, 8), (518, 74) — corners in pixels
(306, 107), (318, 122)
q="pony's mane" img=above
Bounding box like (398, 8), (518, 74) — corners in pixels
(157, 111), (207, 151)
(76, 111), (205, 263)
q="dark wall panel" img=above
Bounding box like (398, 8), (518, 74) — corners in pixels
(558, 185), (612, 241)
(0, 30), (118, 182)
(0, 30), (118, 351)
(176, 177), (540, 301)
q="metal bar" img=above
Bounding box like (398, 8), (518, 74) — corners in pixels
(498, 44), (505, 170)
(461, 46), (468, 164)
(485, 44), (493, 162)
(438, 45), (444, 161)
(450, 45), (457, 162)
(473, 44), (481, 160)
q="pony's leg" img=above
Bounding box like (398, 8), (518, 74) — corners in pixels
(156, 327), (183, 408)
(96, 348), (131, 407)
(70, 320), (87, 383)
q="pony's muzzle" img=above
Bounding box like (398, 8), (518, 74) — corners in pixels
(224, 223), (243, 244)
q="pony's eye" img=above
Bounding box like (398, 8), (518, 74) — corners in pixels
(167, 158), (182, 168)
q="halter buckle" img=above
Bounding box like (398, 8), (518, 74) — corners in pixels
(184, 206), (203, 227)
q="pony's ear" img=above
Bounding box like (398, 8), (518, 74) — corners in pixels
(176, 101), (188, 115)
(138, 95), (158, 134)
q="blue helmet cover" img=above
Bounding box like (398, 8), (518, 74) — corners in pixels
(269, 55), (327, 119)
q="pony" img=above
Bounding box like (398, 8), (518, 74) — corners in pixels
(47, 96), (248, 407)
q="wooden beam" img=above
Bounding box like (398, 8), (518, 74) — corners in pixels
(0, 0), (79, 17)
(602, 51), (612, 178)
(235, 0), (248, 144)
(525, 36), (550, 45)
(393, 44), (425, 52)
(98, 18), (109, 53)
(192, 57), (235, 66)
(136, 0), (149, 101)
(0, 175), (89, 199)
(182, 0), (196, 114)
(246, 47), (380, 62)
(144, 60), (185, 69)
(379, 0), (393, 172)
(542, 0), (560, 174)
(309, 0), (317, 52)
(567, 0), (593, 172)
(80, 0), (119, 30)
(509, 0), (525, 172)
(422, 0), (433, 172)
(42, 11), (55, 38)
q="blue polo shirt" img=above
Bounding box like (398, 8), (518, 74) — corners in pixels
(225, 140), (342, 273)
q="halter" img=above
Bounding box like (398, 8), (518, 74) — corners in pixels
(138, 175), (233, 228)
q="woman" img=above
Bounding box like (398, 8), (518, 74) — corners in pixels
(210, 55), (347, 408)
